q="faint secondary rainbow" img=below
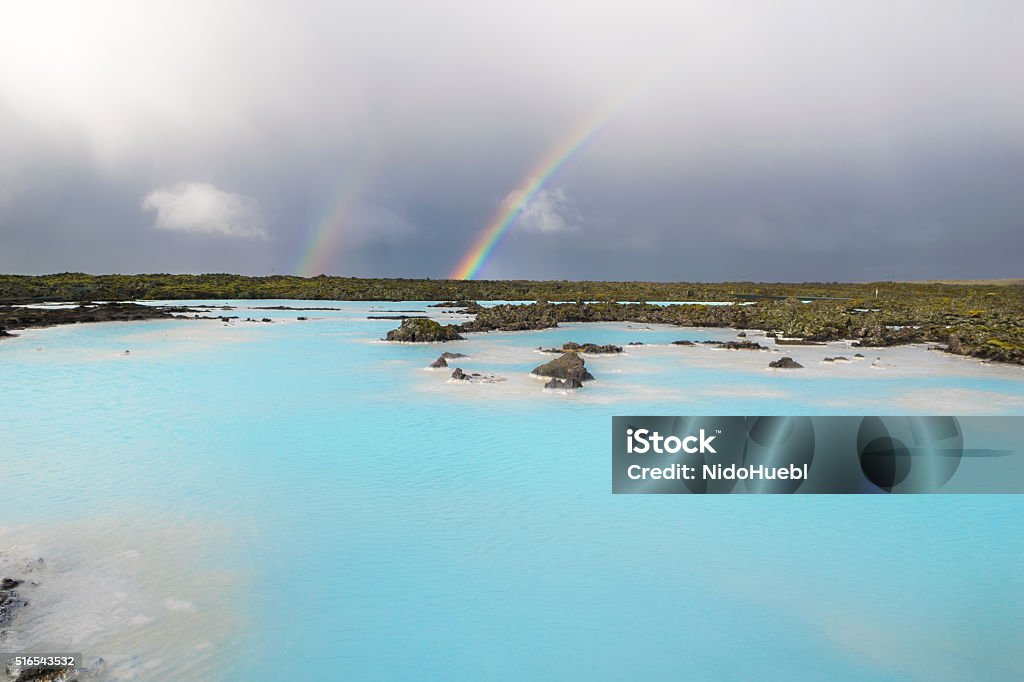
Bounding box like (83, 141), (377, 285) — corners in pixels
(297, 142), (388, 277)
(449, 78), (652, 280)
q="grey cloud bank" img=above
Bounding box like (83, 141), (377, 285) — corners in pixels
(0, 1), (1022, 280)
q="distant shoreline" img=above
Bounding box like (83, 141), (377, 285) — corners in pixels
(1, 272), (1022, 305)
(3, 293), (1023, 367)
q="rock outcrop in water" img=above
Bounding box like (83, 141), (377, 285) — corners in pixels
(385, 318), (464, 342)
(769, 357), (804, 369)
(0, 577), (28, 628)
(541, 341), (622, 354)
(429, 356), (448, 368)
(429, 300), (484, 313)
(544, 377), (583, 390)
(705, 340), (767, 350)
(367, 315), (427, 320)
(0, 303), (197, 338)
(531, 352), (594, 382)
(448, 367), (505, 383)
(441, 351), (468, 359)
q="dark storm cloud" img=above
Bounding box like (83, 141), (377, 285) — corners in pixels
(1, 1), (1022, 280)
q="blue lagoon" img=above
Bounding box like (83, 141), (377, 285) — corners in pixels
(2, 301), (1023, 680)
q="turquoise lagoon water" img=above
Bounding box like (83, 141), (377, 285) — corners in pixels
(2, 300), (1023, 681)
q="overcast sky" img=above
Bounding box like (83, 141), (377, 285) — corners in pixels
(1, 1), (1022, 280)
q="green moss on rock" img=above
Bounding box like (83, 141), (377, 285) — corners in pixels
(385, 317), (463, 342)
(531, 352), (595, 381)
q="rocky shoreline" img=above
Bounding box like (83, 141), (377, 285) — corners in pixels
(1, 557), (105, 681)
(437, 300), (1024, 366)
(0, 302), (206, 339)
(3, 294), (1021, 368)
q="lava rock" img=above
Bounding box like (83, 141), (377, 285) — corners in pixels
(428, 300), (483, 312)
(544, 377), (584, 390)
(441, 352), (468, 359)
(448, 367), (505, 383)
(385, 318), (464, 342)
(531, 352), (594, 382)
(671, 340), (695, 346)
(367, 315), (428, 320)
(706, 340), (767, 350)
(11, 665), (79, 681)
(0, 583), (29, 627)
(769, 357), (804, 369)
(541, 341), (622, 354)
(429, 356), (448, 368)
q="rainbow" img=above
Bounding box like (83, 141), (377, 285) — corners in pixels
(296, 142), (388, 277)
(450, 78), (652, 280)
(296, 174), (366, 277)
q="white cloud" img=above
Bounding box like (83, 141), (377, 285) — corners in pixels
(504, 185), (581, 234)
(141, 182), (266, 238)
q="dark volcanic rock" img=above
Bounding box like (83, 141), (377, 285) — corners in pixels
(448, 367), (505, 383)
(251, 305), (341, 311)
(1, 578), (23, 590)
(429, 300), (483, 312)
(541, 341), (622, 354)
(671, 340), (695, 346)
(544, 377), (583, 390)
(367, 315), (427, 320)
(769, 357), (804, 369)
(1, 580), (29, 627)
(13, 665), (80, 680)
(386, 318), (464, 342)
(441, 352), (468, 359)
(737, 331), (747, 337)
(531, 352), (594, 382)
(706, 340), (767, 350)
(0, 302), (197, 335)
(429, 356), (448, 368)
